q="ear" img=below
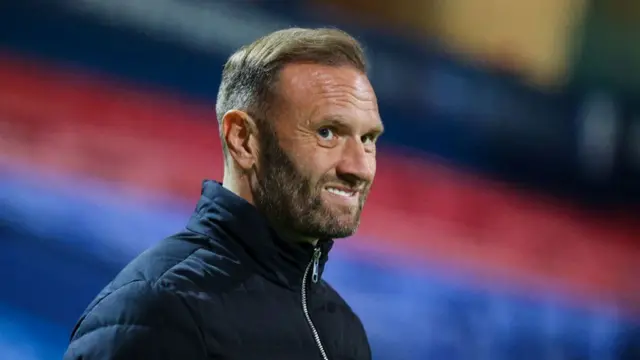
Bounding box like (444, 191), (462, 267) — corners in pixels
(221, 110), (259, 171)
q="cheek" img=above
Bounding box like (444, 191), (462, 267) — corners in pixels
(299, 145), (338, 169)
(367, 157), (377, 177)
(289, 153), (324, 181)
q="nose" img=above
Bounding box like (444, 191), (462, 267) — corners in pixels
(335, 137), (375, 185)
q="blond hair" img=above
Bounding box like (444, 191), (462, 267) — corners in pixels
(215, 27), (367, 143)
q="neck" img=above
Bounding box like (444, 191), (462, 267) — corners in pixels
(223, 171), (318, 246)
(222, 169), (254, 205)
(272, 225), (319, 246)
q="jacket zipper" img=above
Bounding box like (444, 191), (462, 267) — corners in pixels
(301, 247), (329, 360)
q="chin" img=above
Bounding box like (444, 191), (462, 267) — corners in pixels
(328, 228), (359, 239)
(302, 218), (359, 239)
(325, 219), (360, 238)
(300, 206), (361, 239)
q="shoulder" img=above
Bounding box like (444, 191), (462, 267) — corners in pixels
(70, 280), (183, 340)
(67, 230), (253, 358)
(73, 230), (251, 336)
(65, 280), (209, 359)
(107, 230), (250, 295)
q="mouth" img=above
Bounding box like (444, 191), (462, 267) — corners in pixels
(323, 185), (359, 200)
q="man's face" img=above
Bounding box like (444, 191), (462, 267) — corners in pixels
(252, 63), (383, 240)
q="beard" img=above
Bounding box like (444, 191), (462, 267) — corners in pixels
(251, 122), (369, 240)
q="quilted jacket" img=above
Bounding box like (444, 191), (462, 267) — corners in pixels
(63, 180), (372, 359)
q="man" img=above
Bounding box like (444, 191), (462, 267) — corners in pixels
(64, 27), (384, 359)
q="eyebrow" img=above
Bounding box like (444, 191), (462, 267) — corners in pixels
(323, 116), (385, 136)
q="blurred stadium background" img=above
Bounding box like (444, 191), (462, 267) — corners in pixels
(1, 0), (639, 359)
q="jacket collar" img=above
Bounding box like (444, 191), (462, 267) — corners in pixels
(186, 180), (334, 289)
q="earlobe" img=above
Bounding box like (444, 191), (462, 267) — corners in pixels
(221, 110), (257, 171)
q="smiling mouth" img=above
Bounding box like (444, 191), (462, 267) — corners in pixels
(324, 186), (358, 198)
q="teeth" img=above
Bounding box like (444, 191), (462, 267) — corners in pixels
(326, 187), (354, 197)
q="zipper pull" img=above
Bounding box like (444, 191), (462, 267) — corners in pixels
(311, 248), (321, 283)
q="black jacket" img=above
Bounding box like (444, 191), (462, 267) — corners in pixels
(64, 180), (371, 359)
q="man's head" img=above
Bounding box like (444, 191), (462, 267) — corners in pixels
(216, 28), (383, 243)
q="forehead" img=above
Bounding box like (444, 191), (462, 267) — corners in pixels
(275, 63), (380, 125)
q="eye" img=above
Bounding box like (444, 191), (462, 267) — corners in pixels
(317, 127), (335, 141)
(361, 134), (376, 145)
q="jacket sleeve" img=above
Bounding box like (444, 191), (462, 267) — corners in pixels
(64, 280), (207, 360)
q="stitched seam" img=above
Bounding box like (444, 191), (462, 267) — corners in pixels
(152, 246), (201, 286)
(71, 280), (146, 340)
(84, 280), (146, 317)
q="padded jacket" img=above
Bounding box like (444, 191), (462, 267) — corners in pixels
(63, 180), (371, 359)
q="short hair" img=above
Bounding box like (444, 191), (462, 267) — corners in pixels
(215, 27), (367, 156)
